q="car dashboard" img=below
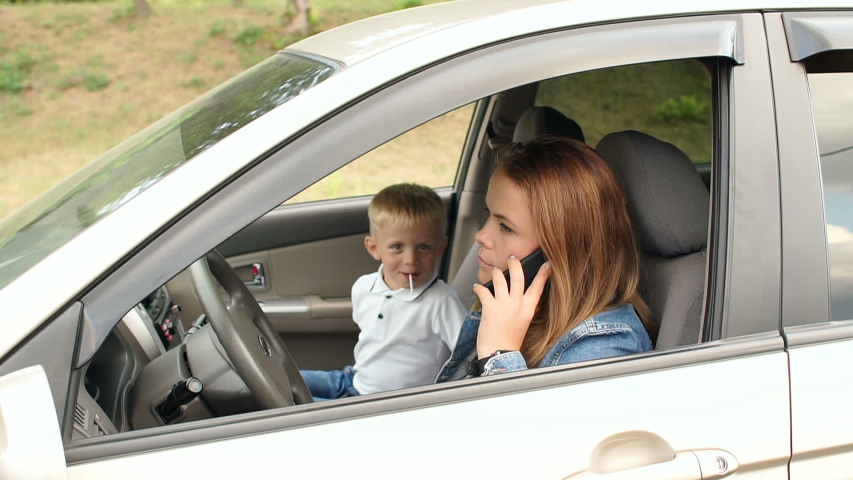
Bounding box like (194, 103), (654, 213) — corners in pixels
(72, 286), (185, 439)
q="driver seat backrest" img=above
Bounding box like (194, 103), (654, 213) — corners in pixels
(450, 106), (585, 306)
(595, 131), (709, 350)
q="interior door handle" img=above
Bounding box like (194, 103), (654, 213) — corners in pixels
(564, 431), (738, 480)
(245, 262), (265, 289)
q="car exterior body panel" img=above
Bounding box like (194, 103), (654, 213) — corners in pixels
(66, 351), (791, 479)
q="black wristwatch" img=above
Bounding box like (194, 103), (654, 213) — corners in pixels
(468, 350), (516, 376)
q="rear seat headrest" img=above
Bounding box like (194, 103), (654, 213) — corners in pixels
(513, 106), (586, 143)
(596, 130), (709, 258)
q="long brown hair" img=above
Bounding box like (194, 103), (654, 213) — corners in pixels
(495, 136), (656, 366)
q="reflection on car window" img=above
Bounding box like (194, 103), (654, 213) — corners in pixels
(809, 72), (853, 320)
(0, 53), (335, 290)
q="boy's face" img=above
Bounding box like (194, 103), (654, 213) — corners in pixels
(364, 220), (447, 291)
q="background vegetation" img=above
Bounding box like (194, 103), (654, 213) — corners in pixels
(0, 0), (440, 217)
(0, 0), (711, 219)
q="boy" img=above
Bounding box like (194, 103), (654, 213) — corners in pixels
(300, 183), (468, 399)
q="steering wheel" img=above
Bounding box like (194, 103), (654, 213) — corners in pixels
(189, 250), (313, 408)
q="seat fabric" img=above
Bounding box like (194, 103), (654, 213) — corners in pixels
(596, 130), (709, 350)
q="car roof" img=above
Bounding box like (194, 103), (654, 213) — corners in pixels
(290, 0), (853, 67)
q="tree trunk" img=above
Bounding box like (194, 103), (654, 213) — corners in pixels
(133, 0), (152, 19)
(286, 0), (313, 36)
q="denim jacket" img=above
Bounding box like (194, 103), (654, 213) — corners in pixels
(435, 303), (652, 382)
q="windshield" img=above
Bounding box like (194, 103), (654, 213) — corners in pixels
(0, 52), (336, 290)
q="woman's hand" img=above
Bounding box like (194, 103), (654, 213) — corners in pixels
(473, 256), (552, 359)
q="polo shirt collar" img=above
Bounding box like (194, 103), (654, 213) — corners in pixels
(371, 265), (438, 302)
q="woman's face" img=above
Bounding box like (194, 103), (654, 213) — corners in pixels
(475, 170), (541, 284)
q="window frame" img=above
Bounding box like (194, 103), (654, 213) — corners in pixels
(768, 11), (853, 340)
(66, 12), (779, 463)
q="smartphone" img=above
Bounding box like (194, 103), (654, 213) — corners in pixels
(483, 248), (547, 295)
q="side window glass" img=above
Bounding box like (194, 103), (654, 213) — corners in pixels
(535, 59), (713, 164)
(809, 72), (853, 320)
(285, 103), (475, 204)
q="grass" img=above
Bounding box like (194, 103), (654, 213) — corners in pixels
(287, 103), (475, 204)
(0, 0), (451, 217)
(536, 60), (713, 163)
(0, 0), (711, 220)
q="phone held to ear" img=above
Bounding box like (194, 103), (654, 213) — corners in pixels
(483, 248), (547, 295)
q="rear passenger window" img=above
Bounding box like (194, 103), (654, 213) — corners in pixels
(808, 72), (853, 320)
(535, 59), (713, 164)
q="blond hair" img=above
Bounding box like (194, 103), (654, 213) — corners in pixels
(368, 183), (446, 237)
(496, 136), (656, 367)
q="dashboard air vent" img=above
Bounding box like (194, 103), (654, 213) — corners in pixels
(74, 403), (87, 429)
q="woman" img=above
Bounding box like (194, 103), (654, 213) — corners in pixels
(437, 136), (655, 381)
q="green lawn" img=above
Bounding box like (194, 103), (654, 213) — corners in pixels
(0, 0), (444, 218)
(0, 0), (712, 219)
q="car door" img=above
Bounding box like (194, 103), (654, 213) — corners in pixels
(766, 11), (853, 477)
(49, 12), (792, 479)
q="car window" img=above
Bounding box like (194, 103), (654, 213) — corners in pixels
(535, 59), (713, 164)
(808, 72), (853, 320)
(0, 52), (335, 291)
(284, 103), (474, 204)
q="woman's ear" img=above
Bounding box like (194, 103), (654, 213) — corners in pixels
(364, 235), (382, 261)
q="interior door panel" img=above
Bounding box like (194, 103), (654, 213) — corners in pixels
(210, 192), (457, 370)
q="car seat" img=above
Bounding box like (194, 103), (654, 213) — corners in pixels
(596, 131), (709, 350)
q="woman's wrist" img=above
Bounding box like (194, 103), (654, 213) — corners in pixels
(477, 349), (516, 361)
(470, 350), (518, 376)
(477, 341), (521, 359)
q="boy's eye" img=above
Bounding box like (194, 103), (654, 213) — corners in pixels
(390, 244), (403, 251)
(418, 244), (432, 251)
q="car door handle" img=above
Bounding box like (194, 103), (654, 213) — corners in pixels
(565, 431), (738, 480)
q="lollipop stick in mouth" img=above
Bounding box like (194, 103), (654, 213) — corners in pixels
(409, 274), (413, 295)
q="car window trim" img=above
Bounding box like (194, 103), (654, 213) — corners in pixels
(703, 57), (732, 342)
(765, 12), (833, 331)
(719, 13), (782, 338)
(782, 11), (853, 62)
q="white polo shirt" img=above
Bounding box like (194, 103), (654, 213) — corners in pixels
(351, 265), (468, 394)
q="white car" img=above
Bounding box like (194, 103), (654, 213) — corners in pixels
(1, 0), (852, 478)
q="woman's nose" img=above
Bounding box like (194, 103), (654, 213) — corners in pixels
(474, 225), (491, 248)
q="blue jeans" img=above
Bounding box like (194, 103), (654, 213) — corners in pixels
(300, 366), (360, 401)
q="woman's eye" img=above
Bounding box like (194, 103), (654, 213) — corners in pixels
(499, 223), (513, 234)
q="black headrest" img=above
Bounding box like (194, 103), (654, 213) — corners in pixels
(513, 106), (586, 143)
(596, 131), (708, 257)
